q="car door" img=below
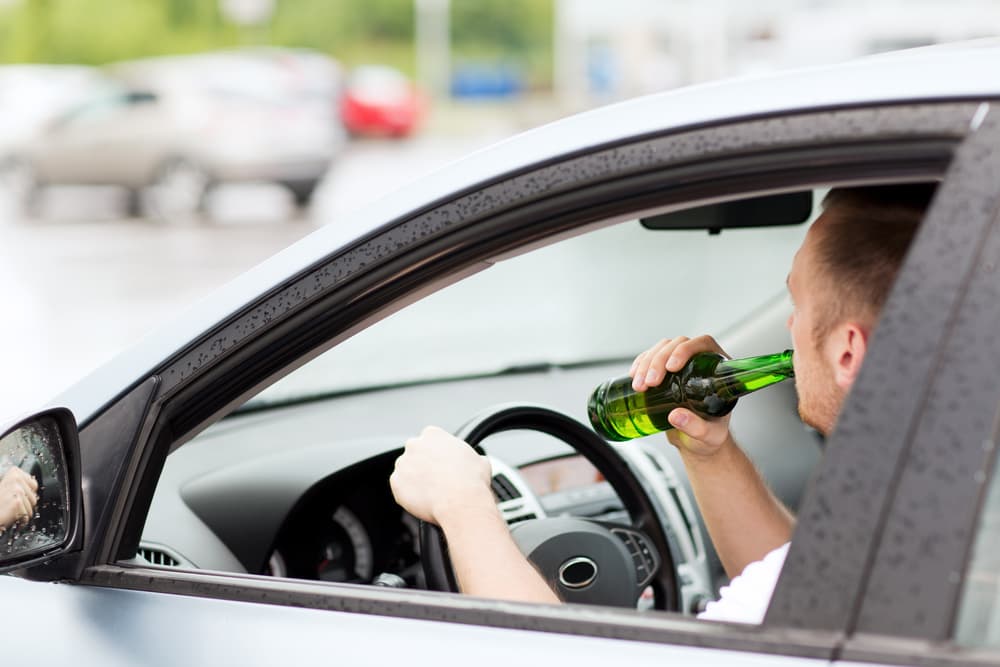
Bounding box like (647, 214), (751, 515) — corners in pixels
(34, 89), (163, 187)
(820, 109), (1000, 665)
(5, 99), (998, 665)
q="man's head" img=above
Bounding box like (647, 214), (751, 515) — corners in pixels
(787, 183), (936, 434)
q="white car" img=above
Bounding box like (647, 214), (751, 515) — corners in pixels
(2, 41), (1000, 666)
(18, 51), (346, 218)
(0, 64), (104, 209)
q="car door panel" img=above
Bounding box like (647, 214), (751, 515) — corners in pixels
(83, 565), (845, 665)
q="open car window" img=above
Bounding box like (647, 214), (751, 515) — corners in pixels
(142, 194), (820, 612)
(253, 217), (809, 406)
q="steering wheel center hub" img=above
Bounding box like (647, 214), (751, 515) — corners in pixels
(510, 516), (639, 606)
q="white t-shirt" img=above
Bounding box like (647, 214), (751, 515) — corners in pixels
(696, 542), (790, 624)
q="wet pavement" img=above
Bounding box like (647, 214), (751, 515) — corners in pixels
(0, 105), (554, 419)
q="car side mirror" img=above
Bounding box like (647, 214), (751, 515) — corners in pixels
(0, 408), (82, 573)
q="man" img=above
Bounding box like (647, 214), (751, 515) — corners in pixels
(390, 184), (935, 620)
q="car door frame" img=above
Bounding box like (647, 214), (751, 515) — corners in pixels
(836, 108), (1000, 666)
(25, 98), (1000, 660)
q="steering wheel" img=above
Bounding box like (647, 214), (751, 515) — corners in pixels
(420, 404), (680, 611)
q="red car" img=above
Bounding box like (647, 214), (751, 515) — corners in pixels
(339, 65), (424, 138)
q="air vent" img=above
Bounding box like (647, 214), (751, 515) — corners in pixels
(507, 513), (536, 525)
(644, 452), (697, 550)
(138, 546), (180, 567)
(491, 474), (522, 502)
(668, 486), (697, 549)
(644, 451), (665, 473)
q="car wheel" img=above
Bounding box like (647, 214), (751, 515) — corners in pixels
(145, 158), (210, 222)
(0, 156), (38, 218)
(283, 179), (321, 207)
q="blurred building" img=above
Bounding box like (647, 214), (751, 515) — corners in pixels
(553, 0), (1000, 108)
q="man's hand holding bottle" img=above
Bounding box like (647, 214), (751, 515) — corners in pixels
(628, 334), (736, 458)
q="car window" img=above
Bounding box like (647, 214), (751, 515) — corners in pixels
(253, 217), (808, 407)
(142, 199), (816, 591)
(55, 92), (128, 127)
(953, 444), (1000, 647)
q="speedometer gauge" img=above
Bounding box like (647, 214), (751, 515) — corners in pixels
(316, 506), (374, 583)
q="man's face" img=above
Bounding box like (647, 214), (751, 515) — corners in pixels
(786, 218), (845, 436)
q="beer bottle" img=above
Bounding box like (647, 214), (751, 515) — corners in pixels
(587, 350), (794, 441)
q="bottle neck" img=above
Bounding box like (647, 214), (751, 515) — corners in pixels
(712, 350), (794, 398)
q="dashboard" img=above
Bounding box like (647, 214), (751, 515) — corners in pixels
(140, 415), (720, 613)
(262, 453), (620, 590)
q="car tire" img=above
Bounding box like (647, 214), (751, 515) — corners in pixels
(283, 179), (321, 208)
(145, 158), (210, 222)
(0, 156), (39, 219)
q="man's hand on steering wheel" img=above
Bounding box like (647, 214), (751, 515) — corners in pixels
(390, 425), (494, 526)
(390, 423), (562, 605)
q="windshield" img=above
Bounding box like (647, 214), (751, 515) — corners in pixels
(252, 216), (809, 407)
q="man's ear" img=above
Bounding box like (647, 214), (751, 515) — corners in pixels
(825, 322), (869, 391)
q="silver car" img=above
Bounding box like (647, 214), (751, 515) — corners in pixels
(2, 41), (1000, 666)
(0, 64), (104, 210)
(21, 51), (346, 218)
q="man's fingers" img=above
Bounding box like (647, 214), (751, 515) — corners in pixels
(633, 338), (686, 390)
(668, 408), (704, 437)
(667, 336), (729, 371)
(643, 337), (688, 386)
(6, 467), (39, 494)
(630, 350), (653, 390)
(631, 339), (670, 377)
(630, 334), (726, 391)
(666, 408), (731, 454)
(18, 493), (33, 522)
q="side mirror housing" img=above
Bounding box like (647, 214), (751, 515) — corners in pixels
(0, 408), (82, 573)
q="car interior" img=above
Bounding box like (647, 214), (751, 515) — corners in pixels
(135, 187), (831, 614)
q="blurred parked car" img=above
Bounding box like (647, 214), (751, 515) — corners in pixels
(450, 62), (525, 99)
(339, 65), (424, 138)
(16, 52), (346, 218)
(241, 46), (345, 109)
(0, 64), (103, 211)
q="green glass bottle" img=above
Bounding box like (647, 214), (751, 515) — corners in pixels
(587, 350), (795, 441)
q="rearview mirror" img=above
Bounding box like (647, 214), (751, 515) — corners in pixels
(640, 191), (813, 233)
(0, 408), (81, 573)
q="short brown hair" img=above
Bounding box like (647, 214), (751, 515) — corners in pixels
(812, 183), (937, 334)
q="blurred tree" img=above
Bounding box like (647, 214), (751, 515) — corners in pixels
(270, 0), (414, 72)
(0, 0), (553, 87)
(452, 0), (553, 87)
(167, 0), (199, 26)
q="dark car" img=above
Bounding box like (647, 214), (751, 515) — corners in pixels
(2, 42), (1000, 666)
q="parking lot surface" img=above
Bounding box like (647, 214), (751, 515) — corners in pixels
(0, 104), (555, 419)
